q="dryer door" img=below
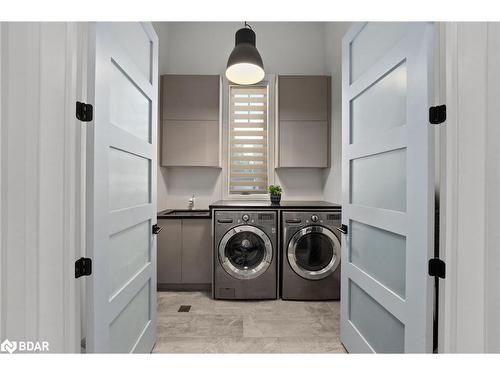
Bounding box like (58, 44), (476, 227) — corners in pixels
(288, 226), (341, 280)
(219, 225), (273, 280)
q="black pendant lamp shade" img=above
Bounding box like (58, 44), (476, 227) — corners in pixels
(226, 23), (265, 85)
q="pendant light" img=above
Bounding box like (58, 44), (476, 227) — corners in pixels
(225, 22), (265, 85)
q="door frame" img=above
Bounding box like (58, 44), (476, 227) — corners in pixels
(0, 22), (86, 353)
(439, 22), (500, 354)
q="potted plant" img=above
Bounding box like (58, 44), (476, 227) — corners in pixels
(268, 185), (283, 204)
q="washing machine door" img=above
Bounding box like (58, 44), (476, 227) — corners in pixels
(219, 225), (273, 280)
(287, 226), (341, 280)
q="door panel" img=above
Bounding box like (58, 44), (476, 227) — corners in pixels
(349, 281), (405, 353)
(86, 22), (158, 353)
(108, 148), (150, 210)
(341, 22), (435, 353)
(108, 220), (151, 297)
(109, 62), (151, 141)
(350, 62), (407, 144)
(350, 22), (410, 83)
(350, 148), (407, 212)
(350, 220), (406, 298)
(109, 281), (151, 353)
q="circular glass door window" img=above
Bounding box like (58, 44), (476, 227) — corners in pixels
(294, 233), (334, 271)
(288, 226), (341, 280)
(218, 225), (273, 280)
(225, 231), (266, 270)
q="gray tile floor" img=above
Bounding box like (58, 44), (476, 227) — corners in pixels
(153, 291), (346, 354)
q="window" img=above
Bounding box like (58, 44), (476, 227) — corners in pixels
(227, 84), (270, 196)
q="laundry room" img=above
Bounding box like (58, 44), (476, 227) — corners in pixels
(3, 11), (500, 361)
(148, 21), (421, 354)
(150, 22), (348, 353)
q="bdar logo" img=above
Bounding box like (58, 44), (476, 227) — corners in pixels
(1, 339), (17, 354)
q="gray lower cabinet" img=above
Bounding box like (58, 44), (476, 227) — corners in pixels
(157, 219), (182, 284)
(157, 218), (211, 290)
(181, 220), (212, 284)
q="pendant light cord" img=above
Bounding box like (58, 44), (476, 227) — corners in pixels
(244, 21), (252, 30)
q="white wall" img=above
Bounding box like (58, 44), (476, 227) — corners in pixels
(442, 22), (500, 353)
(322, 22), (352, 205)
(0, 22), (83, 352)
(165, 22), (327, 75)
(153, 22), (332, 209)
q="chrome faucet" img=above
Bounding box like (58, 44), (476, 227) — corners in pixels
(188, 194), (196, 210)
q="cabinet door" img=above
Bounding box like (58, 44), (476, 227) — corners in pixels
(157, 219), (182, 284)
(279, 120), (329, 167)
(161, 120), (219, 167)
(279, 76), (329, 121)
(162, 75), (219, 121)
(181, 219), (212, 284)
(160, 75), (220, 167)
(277, 76), (331, 168)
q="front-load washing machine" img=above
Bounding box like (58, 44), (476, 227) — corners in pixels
(214, 210), (277, 300)
(281, 210), (341, 300)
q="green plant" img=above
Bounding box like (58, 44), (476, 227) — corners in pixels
(268, 185), (283, 196)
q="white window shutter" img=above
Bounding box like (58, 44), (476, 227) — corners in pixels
(229, 86), (269, 195)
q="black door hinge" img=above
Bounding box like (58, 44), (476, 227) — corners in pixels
(429, 105), (446, 125)
(428, 258), (445, 279)
(75, 257), (92, 278)
(76, 101), (93, 122)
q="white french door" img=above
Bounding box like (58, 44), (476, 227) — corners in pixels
(86, 22), (158, 353)
(340, 22), (435, 353)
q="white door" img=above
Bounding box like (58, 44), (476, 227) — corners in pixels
(86, 22), (159, 353)
(340, 22), (435, 353)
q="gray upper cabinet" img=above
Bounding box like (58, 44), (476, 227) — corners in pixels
(160, 75), (221, 167)
(277, 75), (331, 168)
(162, 75), (219, 121)
(279, 120), (329, 168)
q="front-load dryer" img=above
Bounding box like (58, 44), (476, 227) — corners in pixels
(281, 210), (341, 300)
(214, 210), (277, 300)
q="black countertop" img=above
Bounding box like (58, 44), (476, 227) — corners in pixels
(209, 200), (341, 210)
(159, 201), (341, 218)
(157, 209), (211, 219)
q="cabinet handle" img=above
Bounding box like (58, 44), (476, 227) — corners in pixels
(337, 224), (348, 235)
(152, 224), (164, 235)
